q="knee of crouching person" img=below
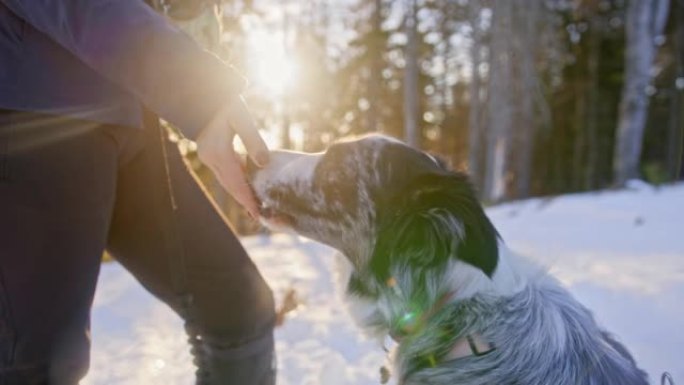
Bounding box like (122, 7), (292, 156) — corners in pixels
(191, 274), (276, 348)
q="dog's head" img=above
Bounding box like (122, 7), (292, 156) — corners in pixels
(249, 135), (499, 281)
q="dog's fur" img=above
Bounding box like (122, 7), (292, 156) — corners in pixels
(249, 135), (649, 385)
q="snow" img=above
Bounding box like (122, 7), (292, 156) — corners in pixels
(83, 183), (684, 385)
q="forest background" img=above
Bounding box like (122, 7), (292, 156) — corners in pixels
(167, 0), (684, 232)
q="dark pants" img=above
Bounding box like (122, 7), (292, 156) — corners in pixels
(0, 110), (276, 384)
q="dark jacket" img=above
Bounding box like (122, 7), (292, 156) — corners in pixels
(0, 0), (245, 138)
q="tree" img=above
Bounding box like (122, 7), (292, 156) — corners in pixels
(468, 0), (484, 193)
(668, 0), (684, 180)
(614, 0), (670, 185)
(511, 2), (550, 199)
(403, 0), (420, 147)
(367, 0), (384, 132)
(480, 0), (553, 201)
(483, 0), (514, 202)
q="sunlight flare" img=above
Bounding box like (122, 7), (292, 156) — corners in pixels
(246, 28), (297, 97)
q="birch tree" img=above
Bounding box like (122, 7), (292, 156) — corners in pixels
(403, 0), (420, 148)
(613, 0), (670, 185)
(367, 0), (384, 132)
(668, 0), (684, 180)
(512, 2), (548, 198)
(468, 0), (484, 193)
(483, 0), (513, 202)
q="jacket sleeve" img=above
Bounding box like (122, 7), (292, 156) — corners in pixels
(0, 0), (246, 138)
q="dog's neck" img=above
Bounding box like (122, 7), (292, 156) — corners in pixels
(442, 241), (527, 300)
(387, 289), (496, 360)
(384, 242), (528, 371)
(337, 242), (531, 370)
(338, 241), (529, 332)
(344, 243), (648, 385)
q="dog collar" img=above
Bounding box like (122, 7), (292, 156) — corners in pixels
(448, 334), (495, 359)
(388, 331), (494, 359)
(387, 288), (495, 360)
(380, 286), (495, 384)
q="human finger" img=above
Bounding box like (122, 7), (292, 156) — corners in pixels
(227, 96), (270, 167)
(212, 150), (260, 218)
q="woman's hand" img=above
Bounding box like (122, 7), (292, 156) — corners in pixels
(195, 95), (269, 219)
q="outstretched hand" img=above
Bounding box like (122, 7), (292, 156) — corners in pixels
(195, 95), (269, 219)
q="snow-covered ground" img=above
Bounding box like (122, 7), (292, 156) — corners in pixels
(83, 183), (684, 384)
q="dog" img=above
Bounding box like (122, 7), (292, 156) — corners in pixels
(248, 134), (649, 385)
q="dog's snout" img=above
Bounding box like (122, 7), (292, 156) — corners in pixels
(246, 150), (299, 179)
(248, 149), (322, 193)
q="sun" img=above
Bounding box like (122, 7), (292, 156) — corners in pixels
(246, 28), (297, 98)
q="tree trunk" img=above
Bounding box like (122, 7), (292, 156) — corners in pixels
(403, 0), (420, 148)
(613, 0), (670, 185)
(437, 2), (453, 158)
(468, 1), (483, 193)
(513, 2), (541, 199)
(367, 0), (383, 132)
(572, 59), (586, 190)
(484, 0), (513, 202)
(280, 12), (292, 149)
(585, 14), (601, 189)
(668, 0), (684, 180)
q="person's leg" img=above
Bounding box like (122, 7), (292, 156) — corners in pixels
(0, 111), (119, 384)
(106, 115), (276, 385)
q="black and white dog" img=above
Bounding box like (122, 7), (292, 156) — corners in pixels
(248, 135), (649, 385)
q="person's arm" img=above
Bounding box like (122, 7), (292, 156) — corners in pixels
(2, 0), (270, 216)
(0, 0), (244, 139)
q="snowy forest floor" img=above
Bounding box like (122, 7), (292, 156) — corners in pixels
(83, 182), (684, 384)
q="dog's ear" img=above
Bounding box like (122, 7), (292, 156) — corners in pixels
(370, 172), (499, 281)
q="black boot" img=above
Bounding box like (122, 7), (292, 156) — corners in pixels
(186, 323), (276, 385)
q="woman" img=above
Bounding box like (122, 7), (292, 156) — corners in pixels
(0, 1), (275, 384)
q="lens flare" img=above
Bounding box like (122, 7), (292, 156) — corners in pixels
(246, 28), (297, 97)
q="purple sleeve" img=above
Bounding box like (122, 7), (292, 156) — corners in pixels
(0, 0), (246, 138)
